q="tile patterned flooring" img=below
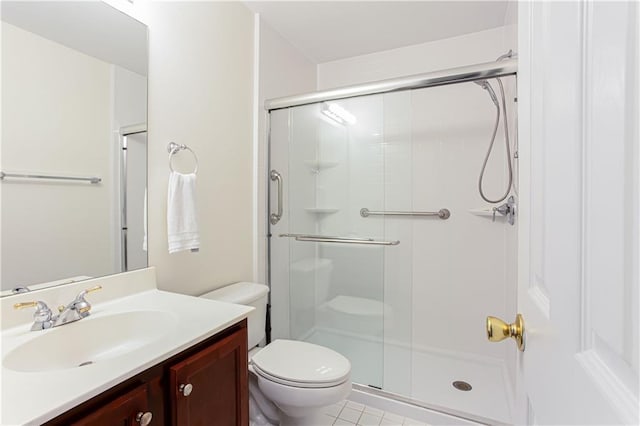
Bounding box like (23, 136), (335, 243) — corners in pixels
(322, 400), (428, 426)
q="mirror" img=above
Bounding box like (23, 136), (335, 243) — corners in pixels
(1, 1), (148, 296)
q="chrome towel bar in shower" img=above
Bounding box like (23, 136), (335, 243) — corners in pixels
(0, 171), (101, 184)
(360, 207), (451, 220)
(280, 233), (400, 246)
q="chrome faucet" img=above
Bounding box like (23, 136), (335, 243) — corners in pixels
(55, 285), (101, 326)
(14, 285), (102, 331)
(492, 196), (517, 225)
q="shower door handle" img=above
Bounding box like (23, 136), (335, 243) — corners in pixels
(270, 170), (283, 225)
(280, 233), (400, 246)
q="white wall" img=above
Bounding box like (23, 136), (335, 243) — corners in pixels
(113, 66), (147, 129)
(69, 1), (256, 295)
(137, 2), (255, 295)
(254, 17), (317, 340)
(256, 16), (317, 284)
(318, 26), (516, 90)
(1, 22), (114, 290)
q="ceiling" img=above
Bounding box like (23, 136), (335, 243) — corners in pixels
(1, 1), (147, 75)
(245, 1), (510, 63)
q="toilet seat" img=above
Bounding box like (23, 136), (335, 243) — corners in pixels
(252, 363), (348, 388)
(251, 340), (351, 389)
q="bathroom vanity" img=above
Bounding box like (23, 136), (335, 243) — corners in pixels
(1, 268), (253, 425)
(45, 320), (248, 425)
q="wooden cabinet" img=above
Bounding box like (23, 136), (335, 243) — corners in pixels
(45, 320), (248, 426)
(170, 329), (248, 426)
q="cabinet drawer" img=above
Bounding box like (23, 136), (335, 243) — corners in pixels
(70, 384), (149, 426)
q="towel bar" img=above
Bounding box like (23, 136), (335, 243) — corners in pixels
(0, 171), (101, 184)
(279, 233), (399, 246)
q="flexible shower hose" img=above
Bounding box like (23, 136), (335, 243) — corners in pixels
(478, 78), (513, 204)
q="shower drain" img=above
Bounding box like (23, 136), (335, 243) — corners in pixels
(452, 381), (472, 391)
(78, 361), (94, 367)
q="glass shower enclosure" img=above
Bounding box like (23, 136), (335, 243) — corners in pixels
(268, 64), (518, 424)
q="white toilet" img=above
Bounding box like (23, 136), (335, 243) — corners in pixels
(201, 282), (352, 426)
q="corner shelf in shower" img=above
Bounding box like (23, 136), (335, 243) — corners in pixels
(305, 207), (340, 214)
(303, 160), (339, 172)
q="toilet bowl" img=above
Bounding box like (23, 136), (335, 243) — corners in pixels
(201, 282), (352, 425)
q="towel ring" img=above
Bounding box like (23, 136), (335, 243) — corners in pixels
(167, 142), (198, 174)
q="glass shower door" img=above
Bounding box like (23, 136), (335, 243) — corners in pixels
(269, 76), (518, 424)
(269, 95), (392, 388)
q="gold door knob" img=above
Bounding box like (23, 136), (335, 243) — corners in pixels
(486, 313), (525, 351)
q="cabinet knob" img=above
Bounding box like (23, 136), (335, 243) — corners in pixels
(136, 411), (153, 426)
(179, 383), (193, 396)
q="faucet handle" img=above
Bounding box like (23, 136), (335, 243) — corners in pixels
(74, 285), (102, 316)
(14, 300), (50, 314)
(14, 301), (54, 330)
(14, 301), (38, 310)
(79, 285), (102, 298)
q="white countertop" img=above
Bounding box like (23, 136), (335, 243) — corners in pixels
(1, 275), (253, 426)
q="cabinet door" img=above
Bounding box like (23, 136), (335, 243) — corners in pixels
(69, 384), (149, 426)
(170, 327), (248, 426)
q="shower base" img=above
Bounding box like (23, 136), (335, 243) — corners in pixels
(305, 327), (513, 425)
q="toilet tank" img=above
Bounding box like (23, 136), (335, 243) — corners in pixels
(200, 282), (269, 349)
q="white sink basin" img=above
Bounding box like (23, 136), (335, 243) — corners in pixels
(3, 310), (176, 372)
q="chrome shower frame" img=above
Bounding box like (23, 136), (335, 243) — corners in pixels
(265, 58), (516, 111)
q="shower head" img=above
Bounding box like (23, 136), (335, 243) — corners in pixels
(474, 79), (499, 107)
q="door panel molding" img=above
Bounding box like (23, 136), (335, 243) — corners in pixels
(576, 349), (637, 425)
(578, 2), (639, 419)
(517, 0), (639, 424)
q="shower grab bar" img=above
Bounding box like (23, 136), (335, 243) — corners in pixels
(360, 207), (451, 220)
(270, 170), (283, 225)
(279, 233), (400, 246)
(0, 171), (101, 184)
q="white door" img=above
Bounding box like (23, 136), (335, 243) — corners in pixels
(516, 1), (639, 424)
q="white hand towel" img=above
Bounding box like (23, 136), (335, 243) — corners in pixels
(167, 171), (200, 253)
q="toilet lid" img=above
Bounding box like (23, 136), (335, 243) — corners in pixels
(251, 340), (351, 387)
